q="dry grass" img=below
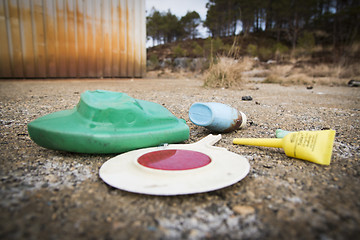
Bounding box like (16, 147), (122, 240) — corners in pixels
(148, 38), (360, 87)
(240, 56), (257, 71)
(264, 73), (314, 85)
(263, 63), (359, 86)
(304, 64), (342, 78)
(203, 57), (246, 88)
(203, 37), (258, 89)
(146, 68), (203, 79)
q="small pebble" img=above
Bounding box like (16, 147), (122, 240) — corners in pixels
(241, 96), (253, 101)
(232, 205), (255, 216)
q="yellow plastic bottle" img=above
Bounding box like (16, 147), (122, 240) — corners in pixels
(233, 130), (336, 165)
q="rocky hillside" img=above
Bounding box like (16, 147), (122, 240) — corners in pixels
(146, 34), (360, 87)
(147, 33), (360, 69)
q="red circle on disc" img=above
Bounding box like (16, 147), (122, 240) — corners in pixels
(137, 149), (211, 171)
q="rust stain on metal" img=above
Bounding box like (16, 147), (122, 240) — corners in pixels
(76, 0), (85, 77)
(0, 0), (145, 79)
(66, 0), (77, 77)
(119, 0), (127, 76)
(44, 0), (57, 77)
(33, 0), (46, 77)
(126, 0), (134, 77)
(0, 1), (12, 77)
(111, 1), (120, 77)
(8, 0), (24, 77)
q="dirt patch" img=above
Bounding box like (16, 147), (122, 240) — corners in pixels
(0, 79), (359, 239)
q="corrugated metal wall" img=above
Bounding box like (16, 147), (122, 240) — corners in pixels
(0, 0), (146, 78)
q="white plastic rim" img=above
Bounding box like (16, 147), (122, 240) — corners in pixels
(239, 111), (247, 128)
(99, 134), (250, 196)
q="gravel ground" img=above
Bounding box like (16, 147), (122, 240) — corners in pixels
(0, 78), (359, 240)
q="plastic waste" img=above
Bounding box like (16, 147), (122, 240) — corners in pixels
(275, 129), (293, 138)
(348, 80), (360, 87)
(233, 130), (336, 165)
(99, 134), (250, 195)
(241, 96), (253, 101)
(28, 90), (189, 153)
(189, 102), (247, 133)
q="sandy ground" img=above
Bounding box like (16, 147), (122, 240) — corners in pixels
(0, 78), (359, 240)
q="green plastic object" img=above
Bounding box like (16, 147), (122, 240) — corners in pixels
(275, 129), (293, 138)
(28, 90), (189, 154)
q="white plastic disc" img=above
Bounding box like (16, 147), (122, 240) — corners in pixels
(99, 134), (250, 195)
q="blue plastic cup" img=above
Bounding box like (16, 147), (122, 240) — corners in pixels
(189, 102), (247, 133)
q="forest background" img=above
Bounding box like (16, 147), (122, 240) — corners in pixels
(146, 0), (360, 87)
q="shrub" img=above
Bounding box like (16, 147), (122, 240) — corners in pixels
(173, 44), (187, 57)
(147, 54), (159, 70)
(192, 42), (203, 57)
(212, 37), (224, 52)
(273, 42), (289, 61)
(247, 44), (257, 57)
(204, 37), (224, 59)
(258, 47), (273, 61)
(222, 44), (233, 54)
(298, 31), (315, 51)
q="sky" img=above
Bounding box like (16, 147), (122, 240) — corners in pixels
(145, 0), (209, 44)
(145, 0), (209, 20)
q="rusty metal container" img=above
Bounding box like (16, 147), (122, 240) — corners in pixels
(0, 0), (146, 78)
